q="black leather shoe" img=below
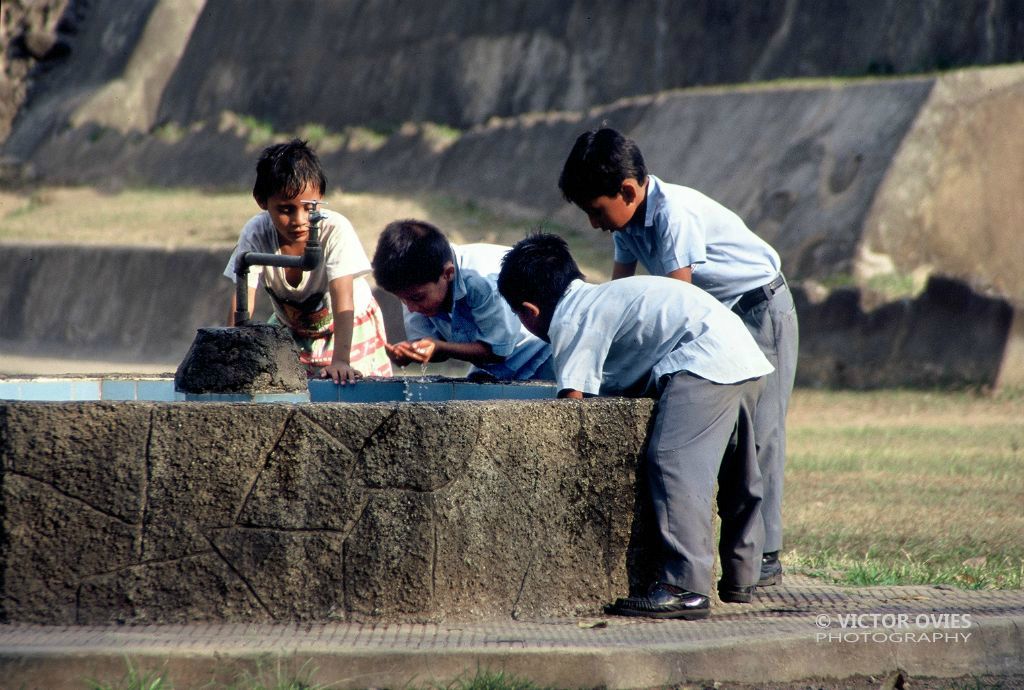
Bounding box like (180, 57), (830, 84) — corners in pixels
(718, 581), (757, 603)
(759, 551), (783, 586)
(605, 582), (710, 620)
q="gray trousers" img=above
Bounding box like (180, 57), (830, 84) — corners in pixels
(738, 281), (799, 553)
(646, 372), (766, 595)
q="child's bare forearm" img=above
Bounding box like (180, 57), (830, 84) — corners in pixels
(331, 309), (355, 364)
(433, 340), (502, 366)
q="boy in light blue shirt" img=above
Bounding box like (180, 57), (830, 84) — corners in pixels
(559, 128), (798, 587)
(498, 233), (773, 620)
(371, 219), (552, 380)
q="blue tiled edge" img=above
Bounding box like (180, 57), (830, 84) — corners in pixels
(0, 381), (23, 400)
(17, 380), (76, 401)
(137, 379), (180, 402)
(101, 379), (139, 401)
(404, 381), (455, 402)
(0, 377), (558, 403)
(70, 380), (102, 401)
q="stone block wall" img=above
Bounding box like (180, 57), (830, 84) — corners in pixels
(794, 276), (1016, 389)
(0, 397), (656, 624)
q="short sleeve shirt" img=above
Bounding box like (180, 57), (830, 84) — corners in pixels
(404, 243), (551, 380)
(613, 175), (781, 305)
(223, 209), (372, 326)
(548, 277), (774, 397)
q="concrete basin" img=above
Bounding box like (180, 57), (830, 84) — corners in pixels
(0, 380), (656, 624)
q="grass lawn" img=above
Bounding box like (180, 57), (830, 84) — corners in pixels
(783, 388), (1024, 589)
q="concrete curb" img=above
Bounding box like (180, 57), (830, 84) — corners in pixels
(1, 579), (1021, 688)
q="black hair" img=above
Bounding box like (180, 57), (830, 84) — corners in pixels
(252, 139), (327, 204)
(497, 233), (584, 317)
(372, 219), (455, 293)
(557, 128), (647, 208)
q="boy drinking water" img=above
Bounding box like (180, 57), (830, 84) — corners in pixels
(558, 128), (798, 586)
(371, 219), (552, 380)
(224, 139), (392, 382)
(497, 233), (773, 619)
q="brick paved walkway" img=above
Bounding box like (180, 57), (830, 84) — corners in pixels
(1, 576), (1022, 688)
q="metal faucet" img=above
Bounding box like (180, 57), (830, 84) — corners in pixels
(233, 199), (326, 326)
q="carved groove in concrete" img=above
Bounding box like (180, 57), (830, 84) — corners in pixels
(0, 398), (655, 624)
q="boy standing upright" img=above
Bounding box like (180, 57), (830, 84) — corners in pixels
(558, 128), (798, 586)
(498, 233), (773, 619)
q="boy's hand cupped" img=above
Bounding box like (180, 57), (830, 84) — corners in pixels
(406, 339), (436, 363)
(385, 340), (435, 365)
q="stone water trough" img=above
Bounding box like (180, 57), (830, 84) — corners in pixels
(0, 374), (657, 625)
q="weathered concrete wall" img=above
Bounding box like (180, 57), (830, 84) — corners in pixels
(0, 0), (199, 156)
(411, 78), (935, 283)
(0, 244), (406, 370)
(6, 76), (936, 284)
(6, 0), (1023, 145)
(156, 0), (1024, 131)
(0, 398), (656, 624)
(793, 277), (1017, 390)
(0, 244), (233, 362)
(12, 65), (1024, 302)
(0, 0), (75, 142)
(861, 67), (1024, 304)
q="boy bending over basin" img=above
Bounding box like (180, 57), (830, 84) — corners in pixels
(559, 128), (798, 586)
(497, 233), (773, 620)
(371, 219), (553, 381)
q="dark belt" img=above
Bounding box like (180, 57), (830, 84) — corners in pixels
(733, 274), (786, 314)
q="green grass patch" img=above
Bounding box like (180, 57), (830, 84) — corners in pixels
(816, 270), (921, 300)
(296, 123), (345, 153)
(782, 389), (1024, 589)
(85, 659), (172, 690)
(237, 114), (278, 147)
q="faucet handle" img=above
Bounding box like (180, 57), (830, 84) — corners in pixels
(300, 199), (327, 213)
(301, 199), (328, 226)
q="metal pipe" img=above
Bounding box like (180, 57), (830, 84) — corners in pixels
(233, 200), (325, 326)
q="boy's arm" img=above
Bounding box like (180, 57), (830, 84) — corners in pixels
(455, 271), (521, 361)
(430, 339), (501, 365)
(325, 276), (359, 384)
(665, 266), (693, 283)
(398, 338), (501, 366)
(612, 260), (691, 282)
(611, 261), (637, 280)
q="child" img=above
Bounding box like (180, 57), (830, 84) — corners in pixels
(558, 128), (798, 587)
(224, 139), (392, 382)
(498, 233), (773, 619)
(371, 219), (552, 381)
